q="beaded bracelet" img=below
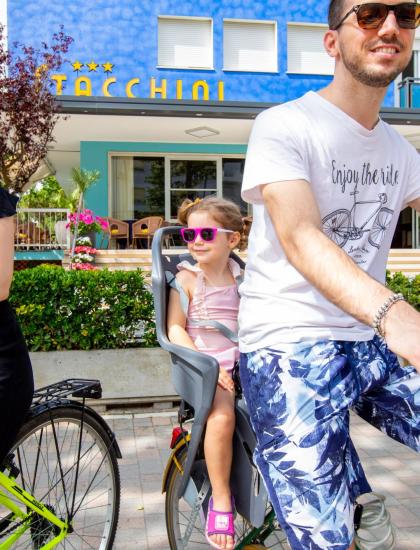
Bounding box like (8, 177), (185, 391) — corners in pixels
(372, 293), (405, 338)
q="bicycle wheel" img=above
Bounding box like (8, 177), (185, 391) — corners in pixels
(368, 207), (393, 249)
(322, 209), (351, 248)
(0, 405), (120, 549)
(165, 444), (289, 549)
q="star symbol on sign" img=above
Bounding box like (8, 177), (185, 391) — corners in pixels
(102, 62), (114, 73)
(72, 60), (84, 72)
(87, 61), (99, 72)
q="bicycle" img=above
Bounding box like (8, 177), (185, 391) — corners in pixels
(152, 226), (396, 550)
(322, 182), (393, 249)
(0, 378), (121, 549)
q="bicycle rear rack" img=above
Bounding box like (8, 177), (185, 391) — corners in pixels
(32, 379), (102, 405)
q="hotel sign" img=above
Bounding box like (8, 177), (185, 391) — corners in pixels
(51, 60), (225, 101)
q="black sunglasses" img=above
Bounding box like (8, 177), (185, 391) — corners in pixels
(180, 226), (234, 243)
(331, 2), (420, 30)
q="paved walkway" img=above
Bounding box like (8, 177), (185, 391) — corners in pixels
(106, 408), (420, 550)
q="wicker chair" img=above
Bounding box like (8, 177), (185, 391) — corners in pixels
(132, 216), (164, 249)
(104, 217), (129, 249)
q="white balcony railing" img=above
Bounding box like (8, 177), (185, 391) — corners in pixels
(15, 208), (71, 250)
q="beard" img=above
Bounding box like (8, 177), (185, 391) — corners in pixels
(340, 39), (410, 88)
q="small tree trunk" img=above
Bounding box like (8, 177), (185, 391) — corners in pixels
(69, 192), (84, 268)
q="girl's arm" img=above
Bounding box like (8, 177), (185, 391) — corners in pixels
(167, 270), (235, 393)
(167, 286), (197, 350)
(0, 217), (15, 301)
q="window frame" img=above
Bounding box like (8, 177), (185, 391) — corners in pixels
(157, 15), (214, 71)
(222, 18), (278, 73)
(108, 152), (250, 222)
(287, 22), (334, 76)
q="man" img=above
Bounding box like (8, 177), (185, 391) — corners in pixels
(239, 2), (420, 549)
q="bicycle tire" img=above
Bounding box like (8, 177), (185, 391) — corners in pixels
(322, 209), (351, 248)
(165, 443), (289, 549)
(368, 207), (393, 249)
(0, 405), (120, 549)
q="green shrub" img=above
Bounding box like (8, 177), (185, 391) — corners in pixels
(10, 266), (157, 351)
(386, 271), (420, 311)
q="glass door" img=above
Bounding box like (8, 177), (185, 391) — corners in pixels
(166, 158), (219, 220)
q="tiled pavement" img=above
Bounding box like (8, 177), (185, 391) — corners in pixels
(106, 409), (420, 550)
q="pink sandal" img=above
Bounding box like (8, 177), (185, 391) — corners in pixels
(205, 496), (235, 549)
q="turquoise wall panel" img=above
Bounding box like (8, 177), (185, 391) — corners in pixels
(15, 250), (64, 261)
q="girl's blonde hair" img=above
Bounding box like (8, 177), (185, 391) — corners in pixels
(177, 196), (248, 250)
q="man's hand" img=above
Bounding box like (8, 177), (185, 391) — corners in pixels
(218, 367), (235, 393)
(382, 300), (420, 372)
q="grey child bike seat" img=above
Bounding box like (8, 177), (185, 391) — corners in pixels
(152, 226), (281, 533)
(151, 226), (245, 497)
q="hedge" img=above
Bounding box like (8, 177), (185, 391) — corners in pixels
(9, 265), (419, 353)
(10, 265), (157, 351)
(386, 271), (420, 311)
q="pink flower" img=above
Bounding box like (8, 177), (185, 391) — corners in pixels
(67, 209), (107, 236)
(74, 246), (97, 254)
(71, 263), (97, 271)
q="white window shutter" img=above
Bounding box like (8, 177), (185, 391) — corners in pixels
(287, 23), (334, 75)
(223, 20), (277, 72)
(158, 17), (213, 69)
(414, 28), (420, 53)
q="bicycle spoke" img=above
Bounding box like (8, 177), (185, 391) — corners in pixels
(2, 408), (120, 549)
(166, 447), (289, 549)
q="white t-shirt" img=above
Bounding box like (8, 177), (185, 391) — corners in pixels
(239, 91), (420, 351)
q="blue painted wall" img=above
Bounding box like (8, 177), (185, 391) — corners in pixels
(7, 0), (395, 105)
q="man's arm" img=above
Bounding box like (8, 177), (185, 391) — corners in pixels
(262, 180), (420, 369)
(0, 217), (15, 301)
(408, 197), (420, 212)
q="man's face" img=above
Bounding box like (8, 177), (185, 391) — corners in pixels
(335, 0), (416, 87)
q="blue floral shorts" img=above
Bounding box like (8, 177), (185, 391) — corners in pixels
(240, 337), (420, 550)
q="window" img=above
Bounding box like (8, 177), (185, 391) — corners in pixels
(222, 159), (247, 215)
(111, 156), (164, 219)
(287, 23), (334, 75)
(0, 0), (6, 29)
(223, 19), (277, 72)
(110, 155), (248, 222)
(158, 16), (213, 69)
(414, 30), (420, 77)
(169, 159), (217, 218)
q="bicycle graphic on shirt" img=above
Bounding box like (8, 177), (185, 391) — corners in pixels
(322, 182), (394, 249)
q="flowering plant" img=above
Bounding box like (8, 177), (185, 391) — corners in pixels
(72, 263), (97, 271)
(71, 239), (98, 270)
(67, 209), (108, 236)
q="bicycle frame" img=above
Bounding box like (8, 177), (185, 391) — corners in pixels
(349, 198), (384, 232)
(0, 470), (68, 549)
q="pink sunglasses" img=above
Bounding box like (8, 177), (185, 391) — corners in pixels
(180, 226), (234, 243)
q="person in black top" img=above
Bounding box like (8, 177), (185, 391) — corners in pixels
(0, 189), (34, 466)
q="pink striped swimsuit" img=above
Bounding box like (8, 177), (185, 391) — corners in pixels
(177, 259), (241, 374)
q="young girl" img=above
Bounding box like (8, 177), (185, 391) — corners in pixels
(167, 196), (245, 550)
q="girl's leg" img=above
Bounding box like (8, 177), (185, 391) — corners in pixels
(204, 385), (235, 549)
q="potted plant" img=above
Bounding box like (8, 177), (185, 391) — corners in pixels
(67, 209), (108, 250)
(67, 168), (104, 260)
